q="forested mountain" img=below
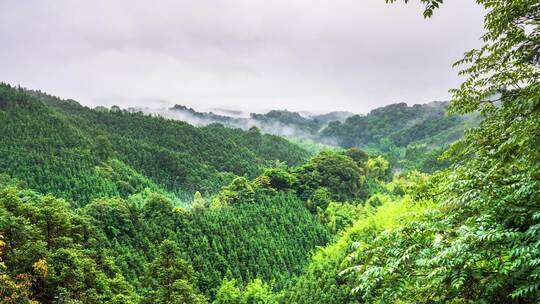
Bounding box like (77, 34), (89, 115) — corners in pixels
(0, 178), (332, 303)
(321, 102), (479, 171)
(0, 83), (393, 302)
(136, 101), (478, 172)
(0, 84), (308, 204)
(161, 106), (344, 139)
(1, 0), (538, 303)
(321, 101), (461, 147)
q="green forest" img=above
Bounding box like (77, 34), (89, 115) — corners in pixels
(1, 0), (539, 303)
(165, 99), (476, 173)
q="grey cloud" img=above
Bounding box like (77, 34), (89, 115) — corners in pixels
(0, 0), (485, 113)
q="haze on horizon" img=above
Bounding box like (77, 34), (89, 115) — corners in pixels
(0, 0), (485, 114)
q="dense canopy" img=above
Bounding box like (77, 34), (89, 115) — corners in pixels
(1, 0), (538, 303)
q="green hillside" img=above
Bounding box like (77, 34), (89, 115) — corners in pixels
(1, 1), (538, 302)
(0, 84), (308, 204)
(148, 101), (479, 173)
(0, 83), (390, 303)
(320, 101), (479, 172)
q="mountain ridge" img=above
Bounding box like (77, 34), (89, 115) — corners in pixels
(127, 100), (479, 172)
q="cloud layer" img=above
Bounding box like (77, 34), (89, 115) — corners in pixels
(0, 0), (484, 113)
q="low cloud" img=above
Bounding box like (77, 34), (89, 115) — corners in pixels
(0, 0), (485, 113)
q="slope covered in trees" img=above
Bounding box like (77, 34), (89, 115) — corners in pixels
(165, 106), (352, 136)
(0, 84), (343, 301)
(320, 101), (479, 171)
(0, 143), (388, 302)
(0, 88), (391, 302)
(1, 0), (538, 303)
(84, 190), (331, 297)
(321, 102), (463, 147)
(278, 185), (429, 304)
(138, 100), (479, 172)
(0, 85), (308, 204)
(0, 167), (334, 302)
(269, 0), (540, 303)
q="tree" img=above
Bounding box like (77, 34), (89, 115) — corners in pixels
(94, 135), (114, 162)
(146, 240), (207, 304)
(305, 187), (331, 214)
(216, 177), (255, 205)
(345, 1), (540, 302)
(192, 191), (206, 213)
(318, 202), (364, 234)
(345, 148), (369, 165)
(366, 156), (391, 182)
(0, 235), (37, 304)
(213, 278), (241, 304)
(34, 195), (73, 251)
(260, 168), (297, 190)
(241, 279), (276, 304)
(295, 151), (368, 201)
(143, 193), (173, 219)
(47, 248), (111, 303)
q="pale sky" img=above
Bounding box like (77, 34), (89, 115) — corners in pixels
(0, 0), (485, 113)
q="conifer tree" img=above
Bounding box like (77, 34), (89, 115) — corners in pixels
(146, 240), (207, 304)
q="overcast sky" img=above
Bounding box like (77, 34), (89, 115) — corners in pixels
(0, 0), (485, 113)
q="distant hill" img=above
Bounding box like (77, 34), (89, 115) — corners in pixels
(321, 102), (464, 147)
(311, 111), (354, 124)
(319, 102), (479, 171)
(157, 106), (353, 139)
(136, 101), (479, 172)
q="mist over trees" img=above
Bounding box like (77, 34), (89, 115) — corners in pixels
(129, 100), (478, 173)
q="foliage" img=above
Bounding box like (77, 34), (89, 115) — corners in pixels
(321, 101), (478, 171)
(366, 155), (392, 182)
(241, 279), (277, 304)
(214, 177), (256, 206)
(213, 278), (242, 304)
(260, 168), (298, 191)
(317, 202), (365, 234)
(0, 178), (331, 302)
(182, 192), (330, 294)
(305, 187), (332, 214)
(345, 147), (369, 164)
(213, 278), (277, 304)
(0, 84), (309, 204)
(280, 195), (428, 304)
(146, 98), (476, 174)
(0, 186), (138, 303)
(192, 191), (206, 213)
(1, 1), (520, 301)
(0, 235), (38, 304)
(81, 189), (331, 299)
(144, 240), (207, 304)
(294, 151), (368, 202)
(250, 110), (323, 134)
(344, 1), (540, 303)
(287, 138), (342, 155)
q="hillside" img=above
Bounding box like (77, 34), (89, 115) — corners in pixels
(161, 106), (346, 139)
(0, 83), (390, 302)
(0, 84), (347, 302)
(136, 101), (479, 172)
(0, 84), (308, 204)
(320, 102), (479, 171)
(1, 1), (538, 303)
